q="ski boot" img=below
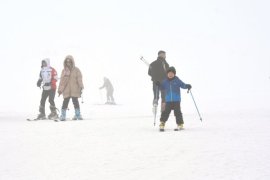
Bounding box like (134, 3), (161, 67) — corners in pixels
(36, 113), (46, 120)
(59, 109), (67, 121)
(48, 106), (59, 120)
(174, 124), (184, 131)
(36, 106), (46, 120)
(72, 108), (83, 120)
(159, 121), (165, 132)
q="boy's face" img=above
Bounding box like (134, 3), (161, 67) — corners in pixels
(167, 72), (175, 79)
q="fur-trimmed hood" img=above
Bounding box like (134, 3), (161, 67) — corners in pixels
(64, 55), (75, 69)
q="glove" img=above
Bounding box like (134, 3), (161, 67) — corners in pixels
(58, 91), (62, 96)
(37, 79), (42, 87)
(186, 84), (192, 90)
(155, 81), (161, 86)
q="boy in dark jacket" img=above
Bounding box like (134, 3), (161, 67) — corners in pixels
(158, 67), (192, 131)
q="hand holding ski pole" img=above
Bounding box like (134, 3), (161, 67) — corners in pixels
(81, 88), (84, 104)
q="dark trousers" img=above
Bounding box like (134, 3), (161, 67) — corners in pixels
(40, 89), (56, 108)
(160, 102), (184, 125)
(62, 97), (80, 110)
(107, 90), (115, 102)
(153, 83), (165, 104)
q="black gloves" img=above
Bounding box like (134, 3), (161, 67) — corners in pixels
(37, 79), (42, 87)
(186, 84), (192, 90)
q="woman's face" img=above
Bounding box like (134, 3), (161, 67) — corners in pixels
(66, 59), (72, 67)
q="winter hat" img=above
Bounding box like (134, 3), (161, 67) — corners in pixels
(167, 66), (176, 75)
(158, 50), (166, 55)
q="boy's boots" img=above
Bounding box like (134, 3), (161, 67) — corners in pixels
(175, 124), (184, 131)
(73, 108), (83, 120)
(37, 106), (46, 120)
(159, 121), (165, 132)
(60, 109), (67, 121)
(48, 105), (58, 120)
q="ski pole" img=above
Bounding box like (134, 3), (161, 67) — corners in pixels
(153, 85), (159, 126)
(81, 94), (84, 104)
(140, 56), (151, 67)
(188, 90), (202, 121)
(80, 89), (84, 104)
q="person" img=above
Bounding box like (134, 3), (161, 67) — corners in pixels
(157, 66), (192, 131)
(58, 55), (84, 120)
(36, 58), (58, 119)
(99, 77), (115, 104)
(148, 50), (169, 112)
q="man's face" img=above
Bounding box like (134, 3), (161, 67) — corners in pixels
(159, 53), (166, 60)
(167, 72), (175, 79)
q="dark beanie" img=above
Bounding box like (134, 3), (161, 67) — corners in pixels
(167, 66), (176, 75)
(158, 50), (166, 55)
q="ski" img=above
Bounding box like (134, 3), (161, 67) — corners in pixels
(27, 118), (59, 121)
(27, 118), (55, 121)
(54, 118), (85, 122)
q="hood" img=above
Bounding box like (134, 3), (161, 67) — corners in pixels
(64, 55), (75, 68)
(41, 58), (50, 68)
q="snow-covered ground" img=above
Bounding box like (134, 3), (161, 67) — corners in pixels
(0, 104), (269, 180)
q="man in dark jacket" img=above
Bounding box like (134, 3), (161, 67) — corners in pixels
(148, 50), (169, 111)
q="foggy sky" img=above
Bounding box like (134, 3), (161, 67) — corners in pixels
(0, 0), (269, 114)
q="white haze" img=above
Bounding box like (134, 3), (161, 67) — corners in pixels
(0, 0), (269, 115)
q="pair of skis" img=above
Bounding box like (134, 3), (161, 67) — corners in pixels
(160, 128), (184, 132)
(26, 118), (82, 122)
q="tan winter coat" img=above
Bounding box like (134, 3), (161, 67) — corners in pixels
(58, 55), (84, 98)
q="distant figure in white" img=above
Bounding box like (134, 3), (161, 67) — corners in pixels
(58, 55), (84, 120)
(99, 77), (115, 105)
(36, 58), (58, 120)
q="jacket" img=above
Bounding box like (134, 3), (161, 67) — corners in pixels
(38, 58), (58, 90)
(160, 76), (188, 102)
(148, 58), (169, 83)
(58, 55), (84, 98)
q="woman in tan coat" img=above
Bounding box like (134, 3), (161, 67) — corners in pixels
(58, 55), (84, 120)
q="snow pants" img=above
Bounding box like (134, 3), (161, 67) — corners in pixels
(40, 89), (56, 108)
(106, 89), (115, 102)
(153, 83), (165, 104)
(160, 102), (184, 125)
(62, 97), (80, 110)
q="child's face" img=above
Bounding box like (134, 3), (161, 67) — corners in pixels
(42, 61), (47, 67)
(167, 72), (175, 79)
